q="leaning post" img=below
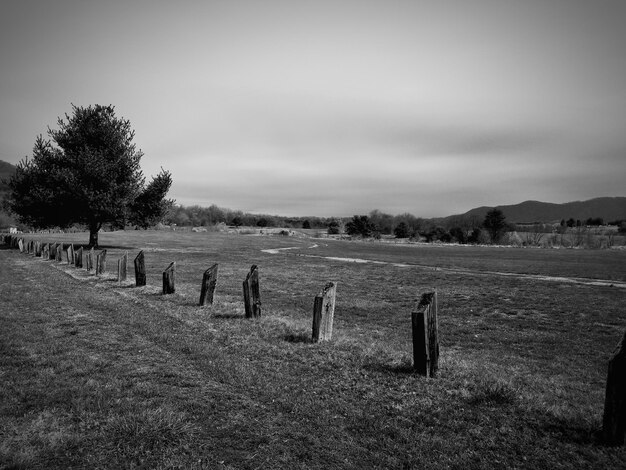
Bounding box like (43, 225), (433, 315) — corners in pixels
(134, 250), (146, 286)
(412, 291), (439, 378)
(74, 247), (83, 268)
(162, 262), (176, 294)
(66, 244), (74, 265)
(242, 265), (261, 318)
(118, 252), (128, 284)
(603, 331), (626, 446)
(96, 249), (107, 275)
(312, 282), (337, 342)
(199, 264), (219, 306)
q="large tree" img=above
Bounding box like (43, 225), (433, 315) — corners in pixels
(7, 104), (172, 247)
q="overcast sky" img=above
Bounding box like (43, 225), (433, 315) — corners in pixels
(1, 0), (625, 218)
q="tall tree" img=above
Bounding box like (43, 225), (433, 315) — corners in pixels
(483, 208), (507, 243)
(7, 104), (172, 246)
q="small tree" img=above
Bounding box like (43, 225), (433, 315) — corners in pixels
(7, 105), (172, 246)
(327, 219), (340, 235)
(346, 215), (377, 238)
(483, 209), (507, 244)
(394, 222), (410, 238)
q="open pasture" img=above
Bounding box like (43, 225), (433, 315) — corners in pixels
(1, 230), (626, 469)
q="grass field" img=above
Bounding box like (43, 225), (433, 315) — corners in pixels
(1, 230), (626, 469)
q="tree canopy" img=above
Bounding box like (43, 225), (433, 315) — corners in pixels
(7, 104), (172, 246)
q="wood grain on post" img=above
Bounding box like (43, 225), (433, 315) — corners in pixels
(242, 265), (261, 318)
(412, 291), (439, 378)
(75, 247), (83, 268)
(134, 250), (146, 287)
(86, 247), (94, 271)
(312, 282), (337, 342)
(603, 331), (626, 446)
(162, 262), (175, 294)
(96, 250), (107, 275)
(199, 264), (219, 306)
(118, 252), (128, 283)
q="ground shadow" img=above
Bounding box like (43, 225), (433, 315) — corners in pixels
(212, 313), (244, 319)
(284, 332), (314, 344)
(363, 362), (416, 375)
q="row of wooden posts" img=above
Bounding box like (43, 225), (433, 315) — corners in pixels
(2, 233), (625, 446)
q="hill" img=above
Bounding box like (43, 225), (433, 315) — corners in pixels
(0, 160), (16, 228)
(0, 159), (16, 191)
(449, 197), (626, 224)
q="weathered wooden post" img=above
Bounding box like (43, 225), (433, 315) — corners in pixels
(49, 243), (57, 260)
(74, 247), (83, 268)
(42, 243), (50, 260)
(85, 247), (94, 271)
(96, 249), (107, 275)
(134, 250), (146, 287)
(312, 282), (337, 342)
(162, 262), (175, 294)
(56, 244), (63, 262)
(603, 331), (626, 446)
(18, 238), (24, 253)
(34, 241), (42, 257)
(118, 252), (128, 283)
(199, 264), (219, 306)
(412, 291), (439, 378)
(66, 244), (74, 264)
(242, 265), (261, 318)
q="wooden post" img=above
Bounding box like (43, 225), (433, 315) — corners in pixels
(42, 243), (50, 260)
(412, 291), (439, 378)
(34, 241), (42, 257)
(199, 264), (219, 306)
(118, 252), (128, 283)
(56, 244), (63, 262)
(603, 331), (626, 446)
(242, 265), (261, 318)
(162, 262), (175, 294)
(96, 250), (107, 275)
(74, 247), (83, 268)
(18, 238), (24, 253)
(134, 251), (146, 287)
(66, 244), (74, 265)
(312, 282), (337, 342)
(49, 243), (57, 260)
(86, 247), (94, 271)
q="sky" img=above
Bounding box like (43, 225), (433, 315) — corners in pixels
(1, 0), (625, 218)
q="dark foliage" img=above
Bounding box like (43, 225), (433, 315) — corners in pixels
(6, 105), (172, 246)
(345, 215), (377, 237)
(483, 208), (507, 243)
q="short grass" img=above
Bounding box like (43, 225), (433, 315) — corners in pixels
(1, 230), (626, 469)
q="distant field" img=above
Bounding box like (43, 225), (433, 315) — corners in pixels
(1, 230), (626, 469)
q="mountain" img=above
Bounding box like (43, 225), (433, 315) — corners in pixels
(450, 197), (626, 224)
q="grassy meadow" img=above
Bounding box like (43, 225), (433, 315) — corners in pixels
(1, 230), (626, 469)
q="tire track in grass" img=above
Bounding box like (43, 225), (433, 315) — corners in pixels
(262, 244), (626, 289)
